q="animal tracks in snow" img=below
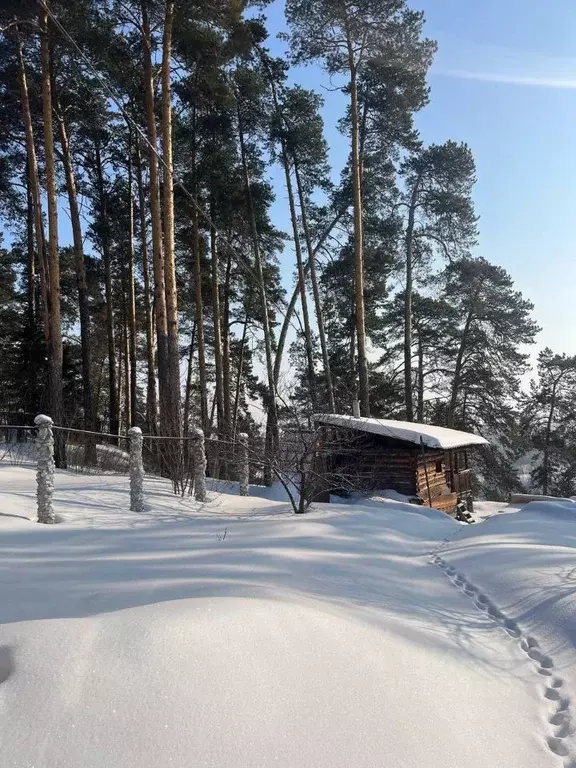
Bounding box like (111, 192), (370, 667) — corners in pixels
(431, 552), (574, 764)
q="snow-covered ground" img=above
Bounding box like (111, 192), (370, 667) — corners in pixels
(0, 465), (574, 767)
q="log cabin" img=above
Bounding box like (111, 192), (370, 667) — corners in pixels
(308, 415), (489, 516)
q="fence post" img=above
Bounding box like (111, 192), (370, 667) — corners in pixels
(238, 432), (249, 496)
(34, 414), (56, 524)
(128, 426), (144, 513)
(193, 428), (207, 502)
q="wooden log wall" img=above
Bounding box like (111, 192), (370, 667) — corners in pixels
(416, 451), (458, 513)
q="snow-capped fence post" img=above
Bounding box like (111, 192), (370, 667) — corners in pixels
(192, 428), (207, 502)
(238, 432), (249, 496)
(128, 426), (144, 513)
(34, 414), (56, 524)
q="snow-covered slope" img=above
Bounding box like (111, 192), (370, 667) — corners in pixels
(437, 500), (576, 761)
(0, 466), (574, 767)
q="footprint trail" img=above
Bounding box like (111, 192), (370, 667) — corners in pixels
(430, 548), (573, 764)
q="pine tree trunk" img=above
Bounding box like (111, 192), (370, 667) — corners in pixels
(347, 49), (369, 415)
(232, 317), (248, 440)
(237, 104), (279, 461)
(94, 141), (118, 437)
(263, 68), (317, 411)
(542, 377), (561, 495)
(25, 163), (35, 333)
(403, 207), (416, 422)
(190, 203), (209, 433)
(135, 138), (157, 434)
(183, 321), (196, 437)
(117, 312), (125, 431)
(188, 104), (209, 431)
(141, 0), (169, 430)
(447, 307), (475, 428)
(161, 0), (181, 436)
(417, 334), (424, 423)
(56, 108), (94, 434)
(40, 6), (64, 461)
(125, 320), (131, 431)
(127, 141), (138, 427)
(222, 250), (232, 441)
(210, 208), (225, 436)
(293, 158), (335, 413)
(25, 159), (38, 412)
(17, 32), (49, 347)
(403, 172), (423, 423)
(273, 211), (342, 391)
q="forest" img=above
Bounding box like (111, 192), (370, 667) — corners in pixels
(0, 0), (575, 500)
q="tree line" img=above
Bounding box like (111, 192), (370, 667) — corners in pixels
(0, 0), (573, 497)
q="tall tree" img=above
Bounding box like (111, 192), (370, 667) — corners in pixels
(524, 349), (576, 496)
(287, 0), (435, 415)
(40, 4), (64, 459)
(161, 0), (181, 435)
(399, 141), (477, 420)
(140, 0), (169, 431)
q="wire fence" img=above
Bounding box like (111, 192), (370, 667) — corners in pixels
(0, 425), (38, 467)
(52, 426), (131, 475)
(0, 416), (258, 521)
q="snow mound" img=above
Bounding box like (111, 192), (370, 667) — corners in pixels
(0, 596), (547, 768)
(0, 466), (572, 767)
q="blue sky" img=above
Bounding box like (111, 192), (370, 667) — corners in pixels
(263, 0), (576, 358)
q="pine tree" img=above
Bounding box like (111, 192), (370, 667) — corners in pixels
(399, 141), (477, 421)
(525, 349), (576, 496)
(286, 0), (435, 415)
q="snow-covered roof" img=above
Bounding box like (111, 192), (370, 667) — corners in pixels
(313, 414), (489, 450)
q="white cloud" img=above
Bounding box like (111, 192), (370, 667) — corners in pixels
(439, 69), (576, 89)
(432, 40), (576, 89)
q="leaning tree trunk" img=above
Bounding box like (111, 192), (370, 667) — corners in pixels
(40, 6), (65, 464)
(135, 138), (157, 434)
(264, 70), (317, 411)
(280, 146), (317, 411)
(94, 142), (118, 437)
(57, 108), (94, 436)
(293, 158), (335, 413)
(161, 0), (181, 436)
(237, 104), (279, 464)
(141, 0), (169, 430)
(273, 210), (342, 391)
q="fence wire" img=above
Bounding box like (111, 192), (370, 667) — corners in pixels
(51, 426), (130, 475)
(0, 425), (38, 467)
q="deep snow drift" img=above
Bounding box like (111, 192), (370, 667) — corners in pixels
(0, 466), (574, 767)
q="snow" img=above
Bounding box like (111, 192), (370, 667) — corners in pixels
(313, 413), (489, 449)
(0, 465), (574, 767)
